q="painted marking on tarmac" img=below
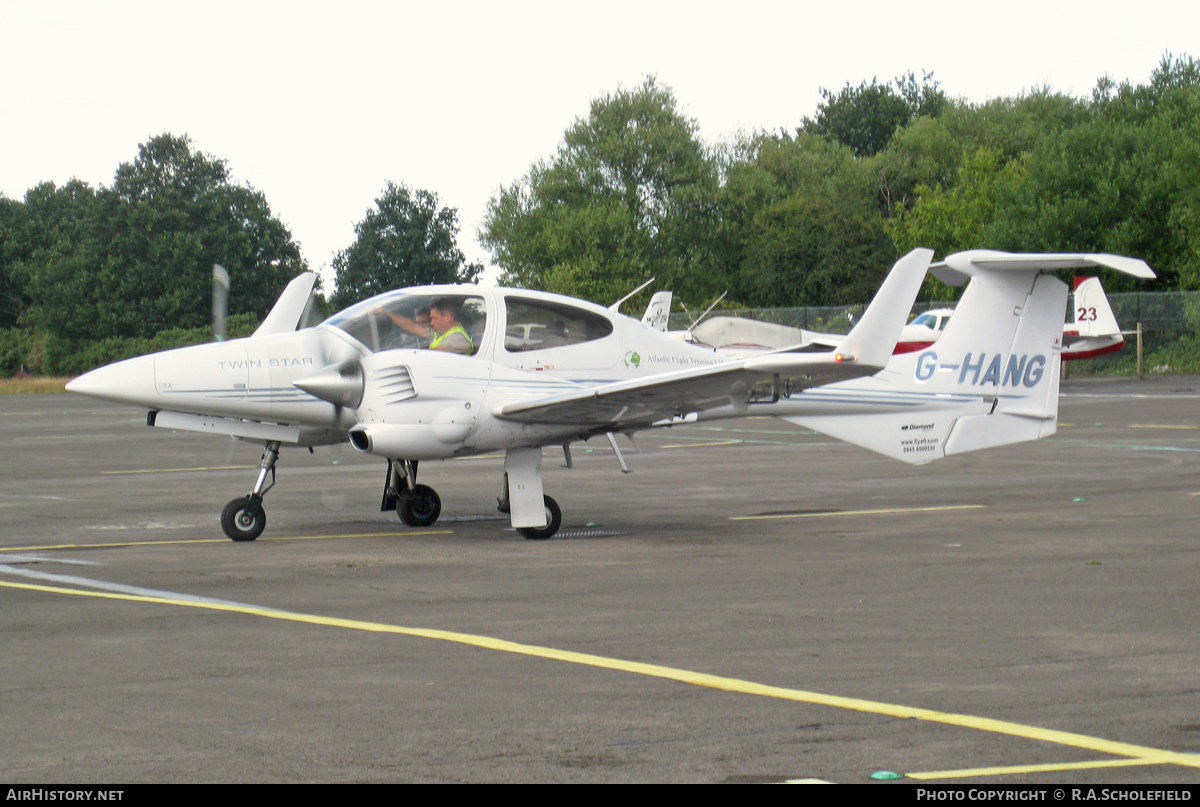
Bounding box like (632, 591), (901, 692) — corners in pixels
(1, 554), (99, 566)
(1062, 392), (1200, 399)
(907, 756), (1170, 780)
(730, 504), (987, 521)
(0, 531), (454, 553)
(1057, 440), (1200, 453)
(1129, 423), (1199, 430)
(660, 439), (743, 449)
(0, 565), (295, 610)
(4, 576), (1199, 778)
(100, 465), (257, 475)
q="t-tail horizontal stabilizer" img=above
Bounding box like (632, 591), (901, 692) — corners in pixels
(781, 250), (1134, 464)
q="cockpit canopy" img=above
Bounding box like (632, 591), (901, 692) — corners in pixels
(323, 288), (618, 358)
(910, 310), (953, 332)
(323, 290), (487, 354)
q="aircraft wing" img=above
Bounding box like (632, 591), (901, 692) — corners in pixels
(494, 351), (873, 428)
(495, 248), (932, 430)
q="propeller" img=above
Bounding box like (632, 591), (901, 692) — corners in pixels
(213, 264), (230, 342)
(292, 359), (365, 409)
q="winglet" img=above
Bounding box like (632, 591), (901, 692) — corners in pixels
(834, 248), (932, 368)
(253, 272), (319, 337)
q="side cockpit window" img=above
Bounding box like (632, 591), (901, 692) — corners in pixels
(324, 292), (487, 355)
(504, 297), (614, 353)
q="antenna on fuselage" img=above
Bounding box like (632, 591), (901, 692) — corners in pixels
(608, 277), (656, 314)
(685, 291), (728, 330)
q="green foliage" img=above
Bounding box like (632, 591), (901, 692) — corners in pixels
(0, 313), (259, 377)
(890, 147), (1018, 253)
(0, 195), (28, 328)
(6, 134), (305, 341)
(982, 60), (1200, 292)
(714, 133), (895, 306)
(481, 77), (719, 306)
(805, 73), (948, 157)
(870, 116), (961, 215)
(330, 182), (481, 310)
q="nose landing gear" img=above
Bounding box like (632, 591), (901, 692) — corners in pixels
(220, 441), (279, 542)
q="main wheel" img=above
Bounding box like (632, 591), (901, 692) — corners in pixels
(517, 495), (561, 540)
(397, 484), (441, 527)
(221, 497), (265, 542)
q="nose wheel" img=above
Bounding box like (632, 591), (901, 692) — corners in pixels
(220, 441), (279, 542)
(221, 496), (266, 541)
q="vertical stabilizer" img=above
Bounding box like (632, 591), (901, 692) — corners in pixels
(784, 251), (1076, 463)
(1071, 277), (1120, 337)
(254, 272), (319, 337)
(642, 291), (672, 331)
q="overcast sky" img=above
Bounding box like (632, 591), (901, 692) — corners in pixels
(2, 0), (1196, 287)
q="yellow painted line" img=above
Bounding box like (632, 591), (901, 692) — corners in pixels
(0, 532), (453, 552)
(1130, 424), (1198, 430)
(101, 465), (258, 475)
(14, 435), (75, 441)
(730, 504), (987, 521)
(908, 756), (1169, 780)
(660, 440), (743, 449)
(5, 578), (1199, 775)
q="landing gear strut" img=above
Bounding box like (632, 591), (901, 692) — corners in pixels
(382, 459), (442, 528)
(498, 470), (562, 540)
(221, 441), (280, 541)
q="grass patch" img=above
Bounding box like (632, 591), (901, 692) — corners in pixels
(0, 376), (72, 394)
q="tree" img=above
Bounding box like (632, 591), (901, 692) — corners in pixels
(981, 58), (1200, 291)
(481, 77), (720, 305)
(713, 133), (896, 307)
(330, 182), (481, 310)
(18, 134), (306, 340)
(0, 193), (36, 328)
(805, 73), (948, 157)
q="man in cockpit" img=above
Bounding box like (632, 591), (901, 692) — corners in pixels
(426, 299), (473, 354)
(374, 299), (472, 354)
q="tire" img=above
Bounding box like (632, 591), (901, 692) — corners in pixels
(517, 495), (561, 540)
(397, 484), (441, 527)
(221, 497), (265, 542)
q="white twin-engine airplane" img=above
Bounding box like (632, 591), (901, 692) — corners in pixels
(66, 248), (1153, 541)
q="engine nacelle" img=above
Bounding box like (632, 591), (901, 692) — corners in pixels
(348, 422), (471, 459)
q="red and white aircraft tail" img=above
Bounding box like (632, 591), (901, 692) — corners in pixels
(1064, 276), (1125, 359)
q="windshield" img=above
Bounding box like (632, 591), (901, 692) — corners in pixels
(323, 290), (487, 354)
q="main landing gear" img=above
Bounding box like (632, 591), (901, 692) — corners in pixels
(381, 459), (443, 527)
(381, 453), (563, 540)
(497, 474), (561, 540)
(220, 441), (279, 541)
